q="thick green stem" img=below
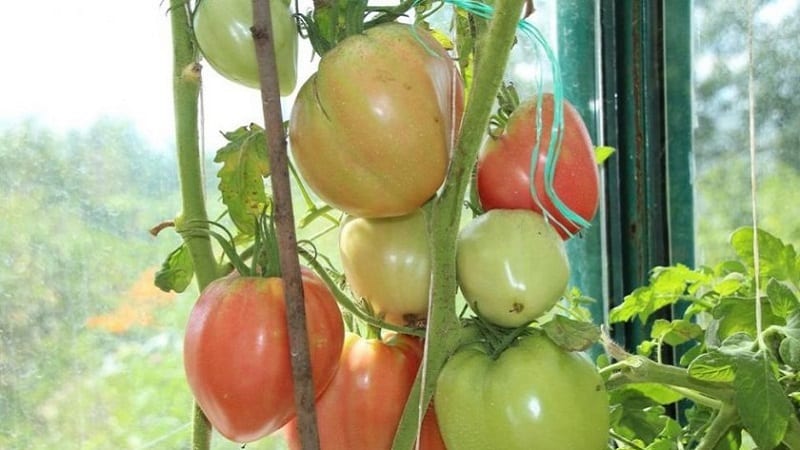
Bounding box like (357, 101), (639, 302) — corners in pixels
(603, 355), (735, 404)
(696, 404), (738, 450)
(391, 2), (526, 449)
(168, 1), (218, 449)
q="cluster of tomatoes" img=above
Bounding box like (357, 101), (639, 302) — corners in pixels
(185, 0), (609, 449)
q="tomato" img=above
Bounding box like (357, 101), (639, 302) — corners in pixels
(193, 0), (298, 94)
(456, 209), (568, 327)
(289, 23), (464, 218)
(477, 94), (600, 239)
(339, 209), (431, 326)
(435, 331), (609, 450)
(283, 333), (445, 450)
(183, 268), (344, 443)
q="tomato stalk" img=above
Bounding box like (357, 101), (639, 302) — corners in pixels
(251, 1), (321, 449)
(391, 1), (527, 449)
(167, 1), (220, 449)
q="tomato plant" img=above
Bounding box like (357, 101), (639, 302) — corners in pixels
(283, 332), (445, 450)
(183, 267), (344, 443)
(339, 209), (431, 326)
(476, 93), (599, 238)
(435, 330), (609, 450)
(193, 0), (298, 94)
(289, 22), (464, 218)
(456, 209), (569, 327)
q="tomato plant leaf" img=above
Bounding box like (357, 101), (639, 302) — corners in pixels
(650, 318), (703, 347)
(610, 264), (708, 324)
(214, 125), (271, 236)
(732, 350), (792, 450)
(594, 146), (615, 164)
(779, 334), (800, 369)
(154, 244), (194, 293)
(687, 351), (735, 383)
(711, 272), (747, 297)
(731, 227), (798, 285)
(541, 314), (600, 351)
(766, 278), (799, 318)
(627, 383), (686, 405)
(711, 297), (782, 342)
(609, 388), (670, 445)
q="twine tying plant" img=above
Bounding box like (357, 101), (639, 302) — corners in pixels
(429, 0), (590, 236)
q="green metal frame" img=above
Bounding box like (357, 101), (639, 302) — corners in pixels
(557, 0), (695, 352)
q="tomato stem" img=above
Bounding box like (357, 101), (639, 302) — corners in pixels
(167, 0), (220, 448)
(695, 404), (737, 450)
(299, 246), (426, 338)
(391, 1), (528, 449)
(252, 1), (321, 448)
(602, 355), (735, 404)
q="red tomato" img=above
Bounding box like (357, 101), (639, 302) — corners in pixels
(477, 94), (600, 239)
(283, 333), (446, 450)
(183, 268), (344, 443)
(289, 23), (464, 218)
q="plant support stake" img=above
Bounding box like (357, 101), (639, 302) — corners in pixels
(251, 1), (321, 449)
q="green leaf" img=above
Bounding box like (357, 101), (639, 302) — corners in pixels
(712, 272), (748, 296)
(732, 350), (793, 449)
(766, 278), (799, 318)
(214, 125), (271, 236)
(650, 318), (703, 347)
(779, 335), (800, 369)
(541, 315), (600, 351)
(609, 286), (651, 323)
(645, 418), (682, 450)
(687, 351), (735, 383)
(594, 146), (616, 164)
(678, 343), (703, 367)
(628, 383), (686, 405)
(154, 244), (194, 293)
(609, 388), (669, 445)
(610, 265), (708, 324)
(731, 227), (798, 284)
(712, 296), (782, 341)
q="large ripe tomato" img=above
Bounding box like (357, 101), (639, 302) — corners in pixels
(435, 331), (610, 450)
(456, 209), (569, 327)
(339, 209), (431, 326)
(193, 0), (298, 94)
(477, 94), (599, 239)
(183, 268), (344, 443)
(289, 23), (464, 218)
(284, 333), (445, 450)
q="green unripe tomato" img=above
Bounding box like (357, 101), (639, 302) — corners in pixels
(339, 209), (431, 326)
(435, 331), (610, 450)
(456, 209), (569, 327)
(193, 0), (298, 95)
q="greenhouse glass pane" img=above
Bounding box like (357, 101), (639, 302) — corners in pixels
(692, 0), (800, 264)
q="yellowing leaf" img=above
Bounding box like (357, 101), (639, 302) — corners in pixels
(214, 125), (271, 236)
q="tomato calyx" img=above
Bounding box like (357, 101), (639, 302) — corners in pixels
(179, 212), (281, 278)
(488, 82), (521, 138)
(463, 307), (603, 359)
(462, 317), (534, 360)
(295, 0), (419, 56)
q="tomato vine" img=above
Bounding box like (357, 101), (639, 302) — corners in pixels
(167, 1), (218, 448)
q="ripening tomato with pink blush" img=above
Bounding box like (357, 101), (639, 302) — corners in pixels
(476, 94), (600, 239)
(183, 267), (344, 443)
(283, 333), (446, 450)
(289, 23), (464, 218)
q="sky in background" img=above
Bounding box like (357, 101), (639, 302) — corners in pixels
(0, 0), (318, 152)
